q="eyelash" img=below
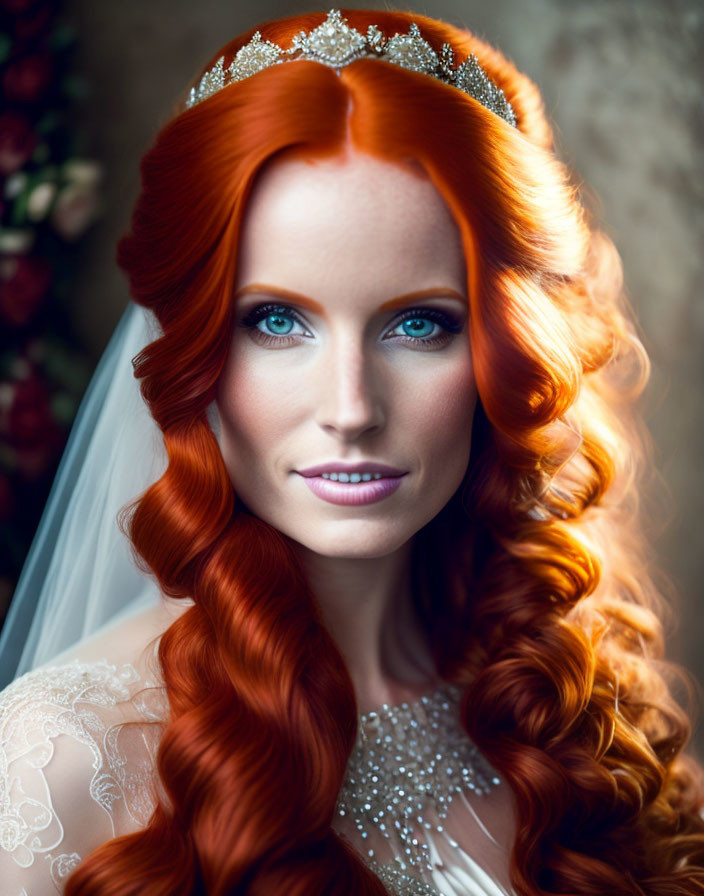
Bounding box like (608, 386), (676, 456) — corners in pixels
(237, 302), (463, 349)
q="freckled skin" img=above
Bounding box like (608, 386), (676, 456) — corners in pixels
(216, 147), (477, 561)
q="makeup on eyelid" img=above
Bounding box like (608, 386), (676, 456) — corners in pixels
(233, 282), (469, 315)
(236, 302), (464, 348)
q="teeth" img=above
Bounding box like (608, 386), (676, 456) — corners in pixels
(321, 472), (385, 482)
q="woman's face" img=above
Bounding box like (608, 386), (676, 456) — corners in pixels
(216, 148), (477, 559)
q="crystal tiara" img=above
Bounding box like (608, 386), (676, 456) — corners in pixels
(185, 9), (517, 128)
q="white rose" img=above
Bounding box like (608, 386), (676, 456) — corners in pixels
(0, 228), (34, 252)
(51, 183), (100, 241)
(61, 159), (102, 187)
(27, 182), (57, 221)
(4, 172), (27, 199)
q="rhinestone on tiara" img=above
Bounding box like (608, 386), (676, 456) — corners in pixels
(185, 9), (517, 128)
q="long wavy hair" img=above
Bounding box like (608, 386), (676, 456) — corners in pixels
(64, 9), (704, 896)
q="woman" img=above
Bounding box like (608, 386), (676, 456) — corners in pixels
(1, 8), (703, 895)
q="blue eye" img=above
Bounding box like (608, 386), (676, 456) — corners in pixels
(259, 311), (296, 336)
(388, 307), (463, 344)
(237, 302), (463, 348)
(239, 304), (309, 341)
(396, 317), (438, 339)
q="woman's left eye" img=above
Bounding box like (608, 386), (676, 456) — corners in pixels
(237, 303), (463, 348)
(386, 308), (463, 346)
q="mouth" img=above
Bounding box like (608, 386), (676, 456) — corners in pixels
(296, 470), (407, 506)
(296, 462), (406, 479)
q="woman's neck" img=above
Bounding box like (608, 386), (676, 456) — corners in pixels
(292, 538), (440, 715)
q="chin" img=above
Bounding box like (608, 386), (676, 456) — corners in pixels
(289, 523), (415, 561)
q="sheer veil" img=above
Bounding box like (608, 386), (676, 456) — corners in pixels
(0, 302), (170, 688)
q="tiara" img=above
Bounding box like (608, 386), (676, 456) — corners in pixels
(185, 9), (517, 128)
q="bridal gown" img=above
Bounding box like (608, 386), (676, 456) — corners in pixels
(0, 602), (517, 896)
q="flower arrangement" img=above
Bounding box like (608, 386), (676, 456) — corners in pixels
(0, 0), (101, 621)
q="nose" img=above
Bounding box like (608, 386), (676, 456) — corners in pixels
(314, 336), (385, 442)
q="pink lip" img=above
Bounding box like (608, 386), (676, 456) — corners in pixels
(297, 461), (406, 478)
(298, 473), (406, 506)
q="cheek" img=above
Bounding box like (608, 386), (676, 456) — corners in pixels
(217, 349), (299, 449)
(216, 366), (274, 477)
(404, 359), (476, 470)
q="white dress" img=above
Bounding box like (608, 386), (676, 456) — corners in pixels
(0, 605), (517, 896)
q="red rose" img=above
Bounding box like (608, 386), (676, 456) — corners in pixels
(0, 111), (37, 176)
(3, 52), (53, 104)
(0, 373), (62, 479)
(5, 376), (50, 446)
(0, 253), (52, 327)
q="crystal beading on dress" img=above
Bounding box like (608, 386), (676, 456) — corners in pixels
(335, 681), (503, 894)
(184, 9), (517, 128)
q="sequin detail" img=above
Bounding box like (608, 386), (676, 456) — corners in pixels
(336, 682), (502, 886)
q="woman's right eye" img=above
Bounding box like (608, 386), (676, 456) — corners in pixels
(237, 303), (311, 346)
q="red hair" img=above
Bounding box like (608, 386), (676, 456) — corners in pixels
(64, 9), (704, 895)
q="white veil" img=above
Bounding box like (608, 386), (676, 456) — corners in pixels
(0, 301), (169, 688)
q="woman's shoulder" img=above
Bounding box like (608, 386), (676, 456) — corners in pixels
(0, 606), (178, 894)
(36, 596), (190, 679)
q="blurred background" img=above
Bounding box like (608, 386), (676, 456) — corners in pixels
(0, 0), (702, 752)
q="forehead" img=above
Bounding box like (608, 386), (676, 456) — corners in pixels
(233, 148), (468, 310)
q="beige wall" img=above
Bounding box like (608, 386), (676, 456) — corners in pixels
(68, 0), (704, 751)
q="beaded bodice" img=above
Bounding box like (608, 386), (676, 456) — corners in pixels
(334, 683), (513, 896)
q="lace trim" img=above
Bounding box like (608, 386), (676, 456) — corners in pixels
(0, 658), (167, 874)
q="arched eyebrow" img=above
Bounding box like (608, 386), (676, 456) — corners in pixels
(233, 283), (467, 313)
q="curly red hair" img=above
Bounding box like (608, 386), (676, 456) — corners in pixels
(64, 9), (704, 895)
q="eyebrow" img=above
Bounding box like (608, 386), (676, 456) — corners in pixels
(233, 283), (467, 313)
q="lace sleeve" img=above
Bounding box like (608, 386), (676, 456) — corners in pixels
(0, 659), (168, 895)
